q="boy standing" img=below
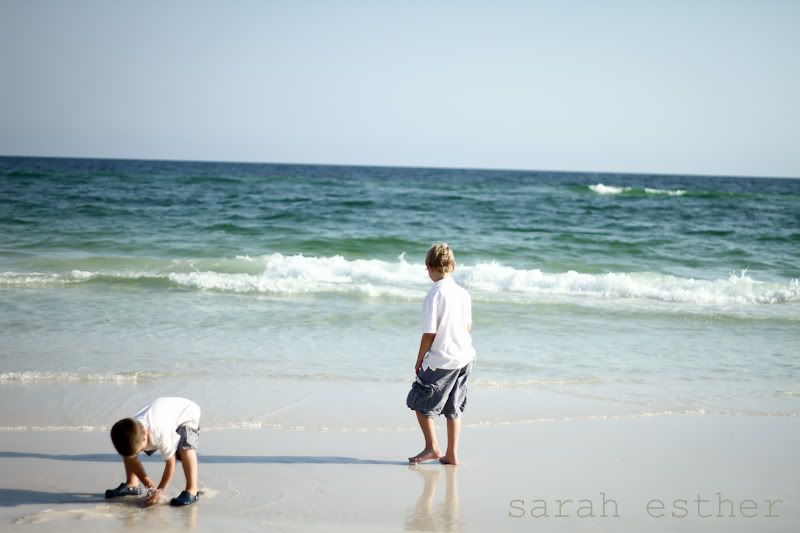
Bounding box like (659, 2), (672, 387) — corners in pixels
(407, 243), (476, 465)
(106, 397), (201, 506)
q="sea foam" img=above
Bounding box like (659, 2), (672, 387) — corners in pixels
(589, 183), (631, 195)
(2, 255), (798, 307)
(0, 371), (165, 383)
(589, 183), (686, 196)
(463, 263), (800, 305)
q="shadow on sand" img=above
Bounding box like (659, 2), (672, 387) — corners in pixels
(0, 451), (405, 465)
(0, 452), (406, 510)
(0, 489), (103, 507)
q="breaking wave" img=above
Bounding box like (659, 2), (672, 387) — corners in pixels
(589, 183), (687, 196)
(2, 254), (798, 307)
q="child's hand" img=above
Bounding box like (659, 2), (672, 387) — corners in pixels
(145, 488), (163, 506)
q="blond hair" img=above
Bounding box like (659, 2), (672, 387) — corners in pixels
(425, 242), (456, 274)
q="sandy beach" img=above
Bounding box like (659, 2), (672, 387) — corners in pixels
(3, 0), (800, 529)
(1, 415), (797, 532)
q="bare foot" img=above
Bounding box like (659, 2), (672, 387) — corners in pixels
(408, 447), (442, 464)
(439, 455), (459, 465)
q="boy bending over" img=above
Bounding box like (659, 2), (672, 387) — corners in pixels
(106, 397), (201, 506)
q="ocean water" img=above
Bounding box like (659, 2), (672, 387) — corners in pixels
(1, 157), (798, 432)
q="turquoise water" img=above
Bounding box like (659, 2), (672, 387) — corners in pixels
(1, 157), (798, 431)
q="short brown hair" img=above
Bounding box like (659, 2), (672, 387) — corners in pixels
(110, 418), (145, 457)
(425, 242), (456, 274)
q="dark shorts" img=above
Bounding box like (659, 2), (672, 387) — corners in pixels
(406, 362), (472, 419)
(176, 425), (199, 460)
(144, 425), (199, 460)
(177, 425), (199, 450)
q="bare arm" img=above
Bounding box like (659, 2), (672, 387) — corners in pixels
(415, 333), (436, 374)
(124, 455), (155, 489)
(158, 455), (177, 491)
(146, 454), (177, 506)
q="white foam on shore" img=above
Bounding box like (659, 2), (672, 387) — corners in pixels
(0, 371), (165, 383)
(1, 410), (795, 434)
(2, 255), (798, 307)
(463, 264), (800, 305)
(0, 425), (107, 432)
(0, 372), (600, 387)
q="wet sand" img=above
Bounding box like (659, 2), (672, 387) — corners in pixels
(0, 415), (798, 532)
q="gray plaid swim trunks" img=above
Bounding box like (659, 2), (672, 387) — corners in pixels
(406, 362), (472, 418)
(177, 425), (199, 452)
(144, 424), (199, 460)
(174, 425), (199, 462)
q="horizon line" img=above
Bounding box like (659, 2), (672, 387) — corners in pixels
(0, 153), (797, 181)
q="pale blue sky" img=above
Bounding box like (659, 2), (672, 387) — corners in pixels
(1, 1), (798, 177)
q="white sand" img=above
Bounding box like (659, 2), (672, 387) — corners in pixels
(0, 415), (798, 532)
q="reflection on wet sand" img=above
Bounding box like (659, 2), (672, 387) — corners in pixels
(8, 490), (199, 528)
(182, 499), (199, 528)
(405, 465), (461, 532)
(118, 495), (198, 529)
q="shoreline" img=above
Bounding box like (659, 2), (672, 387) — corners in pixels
(1, 415), (797, 531)
(1, 376), (796, 435)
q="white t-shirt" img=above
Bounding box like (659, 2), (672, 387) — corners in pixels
(135, 397), (201, 459)
(421, 276), (476, 370)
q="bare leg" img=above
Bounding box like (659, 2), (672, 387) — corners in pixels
(123, 456), (140, 487)
(408, 411), (442, 463)
(439, 416), (461, 465)
(177, 448), (199, 495)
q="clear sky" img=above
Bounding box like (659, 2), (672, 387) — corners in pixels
(1, 1), (798, 177)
